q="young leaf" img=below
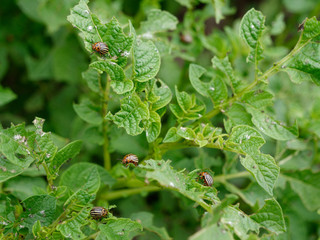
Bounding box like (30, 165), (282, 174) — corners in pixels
(146, 111), (161, 143)
(212, 56), (241, 93)
(175, 86), (193, 112)
(282, 169), (320, 211)
(97, 218), (142, 240)
(21, 195), (56, 233)
(73, 98), (103, 125)
(133, 39), (161, 82)
(90, 60), (133, 94)
(60, 163), (100, 194)
(246, 105), (298, 141)
(251, 198), (286, 234)
(57, 207), (90, 239)
(32, 220), (41, 238)
(189, 64), (209, 97)
(67, 0), (133, 66)
(177, 127), (196, 140)
(207, 77), (228, 105)
(163, 127), (182, 143)
(300, 16), (320, 43)
(240, 8), (265, 63)
(149, 79), (172, 111)
(107, 94), (149, 135)
(48, 140), (83, 177)
(139, 9), (178, 34)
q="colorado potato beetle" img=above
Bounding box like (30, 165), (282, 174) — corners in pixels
(198, 171), (213, 187)
(90, 207), (108, 220)
(92, 42), (109, 57)
(122, 154), (139, 166)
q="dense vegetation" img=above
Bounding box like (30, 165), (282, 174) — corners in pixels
(1, 0), (320, 239)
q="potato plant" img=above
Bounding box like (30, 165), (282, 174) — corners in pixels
(1, 0), (320, 239)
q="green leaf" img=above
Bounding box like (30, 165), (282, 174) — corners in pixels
(64, 189), (95, 209)
(242, 90), (274, 108)
(21, 195), (56, 233)
(32, 220), (41, 238)
(90, 61), (133, 94)
(57, 207), (90, 239)
(140, 160), (218, 208)
(73, 98), (103, 125)
(49, 140), (82, 177)
(282, 43), (320, 85)
(146, 111), (161, 143)
(131, 212), (171, 240)
(67, 0), (133, 66)
(163, 127), (182, 143)
(97, 218), (142, 240)
(240, 8), (265, 63)
(228, 125), (280, 195)
(82, 68), (101, 93)
(188, 64), (228, 105)
(221, 206), (260, 239)
(175, 86), (193, 112)
(224, 103), (253, 132)
(189, 64), (209, 97)
(212, 56), (241, 93)
(139, 9), (178, 34)
(177, 127), (196, 140)
(251, 199), (286, 234)
(300, 17), (320, 43)
(213, 0), (225, 24)
(246, 105), (298, 141)
(107, 94), (149, 135)
(282, 169), (320, 211)
(189, 224), (233, 240)
(4, 176), (46, 201)
(0, 86), (17, 107)
(60, 162), (100, 194)
(149, 79), (172, 111)
(133, 39), (161, 82)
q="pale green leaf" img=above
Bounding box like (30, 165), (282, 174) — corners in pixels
(240, 8), (265, 63)
(189, 64), (209, 97)
(189, 224), (233, 240)
(174, 0), (192, 8)
(246, 105), (298, 141)
(97, 218), (142, 240)
(251, 199), (286, 234)
(73, 98), (103, 125)
(49, 140), (82, 177)
(242, 90), (274, 108)
(177, 126), (196, 140)
(212, 56), (241, 93)
(163, 127), (182, 143)
(175, 86), (193, 112)
(300, 17), (320, 42)
(133, 39), (161, 82)
(90, 61), (133, 94)
(139, 9), (178, 34)
(150, 79), (172, 111)
(107, 94), (149, 135)
(82, 68), (101, 93)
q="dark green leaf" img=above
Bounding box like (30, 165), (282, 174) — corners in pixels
(0, 86), (17, 107)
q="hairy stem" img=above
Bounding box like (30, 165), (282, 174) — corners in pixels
(102, 75), (111, 170)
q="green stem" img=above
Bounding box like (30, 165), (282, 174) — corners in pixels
(46, 207), (69, 237)
(42, 162), (54, 190)
(99, 186), (161, 201)
(102, 75), (111, 170)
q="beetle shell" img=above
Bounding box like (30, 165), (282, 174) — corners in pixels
(92, 42), (109, 57)
(198, 172), (213, 186)
(122, 154), (139, 166)
(90, 207), (108, 219)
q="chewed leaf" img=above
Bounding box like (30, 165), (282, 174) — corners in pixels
(240, 8), (265, 63)
(300, 17), (320, 43)
(133, 39), (161, 82)
(139, 9), (178, 34)
(90, 61), (133, 94)
(107, 94), (149, 135)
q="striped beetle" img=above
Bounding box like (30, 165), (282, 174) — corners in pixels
(198, 171), (213, 187)
(122, 154), (139, 167)
(90, 207), (108, 220)
(92, 42), (109, 57)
